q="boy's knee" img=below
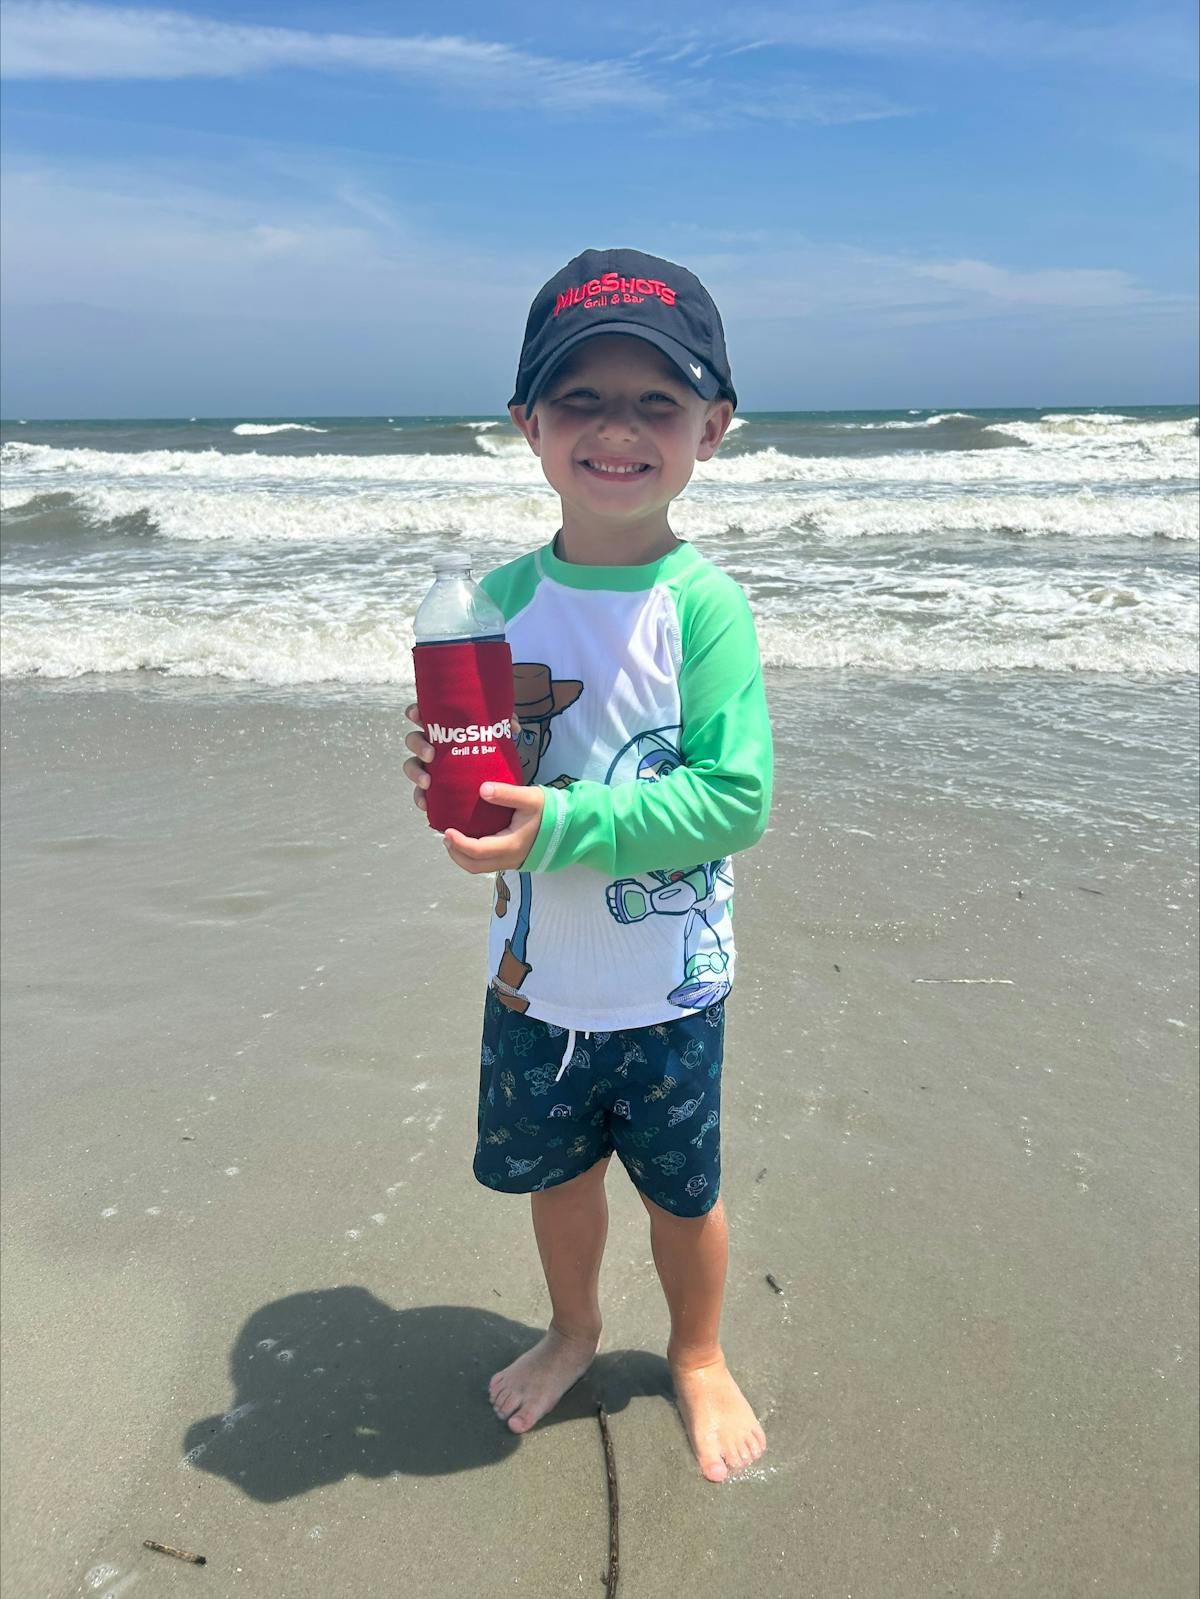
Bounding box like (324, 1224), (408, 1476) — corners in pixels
(638, 1189), (723, 1227)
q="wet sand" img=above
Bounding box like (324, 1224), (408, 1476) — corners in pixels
(2, 678), (1197, 1598)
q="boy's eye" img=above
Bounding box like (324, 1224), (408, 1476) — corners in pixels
(554, 388), (678, 405)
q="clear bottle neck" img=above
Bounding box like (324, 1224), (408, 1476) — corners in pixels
(413, 562), (505, 645)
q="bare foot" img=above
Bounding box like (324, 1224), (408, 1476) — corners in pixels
(670, 1352), (766, 1482)
(488, 1325), (600, 1434)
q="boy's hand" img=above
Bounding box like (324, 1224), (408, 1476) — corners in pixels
(402, 702), (434, 813)
(404, 704), (528, 820)
(443, 783), (545, 873)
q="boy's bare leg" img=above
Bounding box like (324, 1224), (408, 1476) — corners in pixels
(489, 1157), (610, 1433)
(640, 1193), (766, 1481)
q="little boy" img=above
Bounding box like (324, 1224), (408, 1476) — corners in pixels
(403, 248), (773, 1482)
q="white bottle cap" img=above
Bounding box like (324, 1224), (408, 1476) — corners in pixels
(432, 552), (472, 574)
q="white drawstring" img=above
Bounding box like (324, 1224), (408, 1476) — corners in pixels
(555, 1027), (591, 1082)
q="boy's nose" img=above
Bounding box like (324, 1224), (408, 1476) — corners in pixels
(595, 402), (640, 437)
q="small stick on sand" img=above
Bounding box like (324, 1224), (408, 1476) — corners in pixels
(913, 978), (1015, 985)
(597, 1404), (619, 1598)
(143, 1540), (206, 1566)
(765, 1273), (785, 1295)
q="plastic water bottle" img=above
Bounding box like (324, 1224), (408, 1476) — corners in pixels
(413, 552), (506, 646)
(412, 553), (523, 837)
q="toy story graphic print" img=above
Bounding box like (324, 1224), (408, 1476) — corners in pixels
(601, 728), (733, 1010)
(489, 669), (733, 1017)
(490, 661), (583, 1013)
(475, 985), (725, 1215)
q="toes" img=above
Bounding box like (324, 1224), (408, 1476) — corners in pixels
(490, 1381), (517, 1418)
(507, 1405), (537, 1434)
(702, 1454), (729, 1482)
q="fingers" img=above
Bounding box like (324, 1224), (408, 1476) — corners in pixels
(443, 834), (490, 873)
(443, 830), (506, 871)
(403, 710), (431, 815)
(403, 755), (431, 793)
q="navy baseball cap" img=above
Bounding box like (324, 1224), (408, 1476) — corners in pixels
(510, 248), (737, 414)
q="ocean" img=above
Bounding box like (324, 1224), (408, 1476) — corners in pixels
(2, 406), (1197, 847)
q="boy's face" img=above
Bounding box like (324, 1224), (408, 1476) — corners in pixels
(509, 336), (733, 538)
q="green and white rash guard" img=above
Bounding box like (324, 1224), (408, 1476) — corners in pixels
(480, 537), (772, 1031)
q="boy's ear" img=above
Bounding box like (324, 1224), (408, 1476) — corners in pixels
(695, 398), (735, 463)
(509, 402), (541, 456)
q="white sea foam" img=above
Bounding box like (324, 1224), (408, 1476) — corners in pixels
(691, 438), (1197, 488)
(474, 431), (532, 456)
(4, 598), (1191, 681)
(4, 478), (1192, 544)
(1040, 411), (1138, 427)
(0, 602), (419, 683)
(231, 422), (329, 435)
(6, 428), (1195, 494)
(3, 552), (1193, 683)
(3, 441), (545, 485)
(676, 487), (1196, 542)
(21, 482), (559, 542)
(752, 615), (1196, 675)
(839, 411), (978, 430)
(985, 415), (1198, 450)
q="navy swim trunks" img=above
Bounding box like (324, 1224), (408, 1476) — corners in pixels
(474, 988), (724, 1217)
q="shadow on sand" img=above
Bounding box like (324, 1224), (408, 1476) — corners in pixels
(183, 1287), (673, 1502)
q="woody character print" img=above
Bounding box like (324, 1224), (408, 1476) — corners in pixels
(491, 662), (583, 1013)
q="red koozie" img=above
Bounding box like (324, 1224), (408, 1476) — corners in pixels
(413, 639), (524, 837)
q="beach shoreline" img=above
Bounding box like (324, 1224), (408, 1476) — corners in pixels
(2, 674), (1196, 1597)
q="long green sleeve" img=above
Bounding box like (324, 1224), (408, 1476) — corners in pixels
(523, 563), (773, 875)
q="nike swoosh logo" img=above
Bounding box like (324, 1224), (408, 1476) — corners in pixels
(689, 362), (703, 380)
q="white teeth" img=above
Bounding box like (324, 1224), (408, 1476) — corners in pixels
(585, 461), (647, 475)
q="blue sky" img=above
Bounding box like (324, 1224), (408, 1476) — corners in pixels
(2, 0), (1197, 415)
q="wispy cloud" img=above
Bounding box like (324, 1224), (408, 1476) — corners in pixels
(0, 155), (545, 325)
(0, 2), (667, 113)
(671, 233), (1186, 327)
(719, 79), (913, 126)
(0, 3), (913, 126)
(914, 258), (1151, 309)
(724, 2), (1199, 81)
(5, 155), (1181, 334)
(4, 155), (1194, 410)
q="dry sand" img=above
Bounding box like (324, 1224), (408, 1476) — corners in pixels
(2, 678), (1197, 1598)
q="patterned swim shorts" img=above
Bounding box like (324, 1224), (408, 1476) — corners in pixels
(473, 988), (725, 1217)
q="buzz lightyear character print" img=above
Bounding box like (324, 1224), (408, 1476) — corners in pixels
(491, 662), (583, 1013)
(603, 729), (734, 1011)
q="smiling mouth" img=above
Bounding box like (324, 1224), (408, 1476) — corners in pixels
(579, 459), (653, 477)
